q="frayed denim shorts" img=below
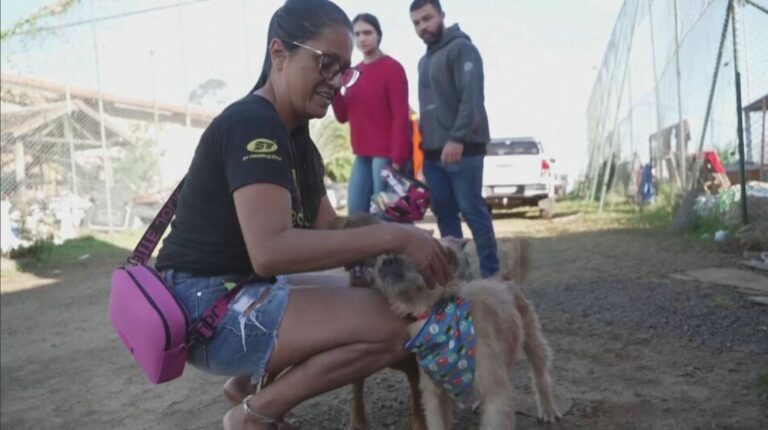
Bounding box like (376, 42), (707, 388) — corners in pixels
(162, 270), (291, 381)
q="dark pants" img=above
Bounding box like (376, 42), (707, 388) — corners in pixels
(423, 155), (499, 278)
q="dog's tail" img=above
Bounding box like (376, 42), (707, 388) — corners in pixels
(500, 238), (531, 283)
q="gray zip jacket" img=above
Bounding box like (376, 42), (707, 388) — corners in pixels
(417, 24), (490, 154)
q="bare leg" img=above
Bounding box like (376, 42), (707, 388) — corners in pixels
(224, 375), (254, 405)
(284, 272), (349, 288)
(287, 271), (371, 430)
(223, 286), (411, 430)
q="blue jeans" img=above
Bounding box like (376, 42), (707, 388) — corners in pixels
(422, 155), (499, 278)
(348, 156), (390, 215)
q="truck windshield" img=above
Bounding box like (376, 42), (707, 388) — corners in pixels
(487, 140), (540, 156)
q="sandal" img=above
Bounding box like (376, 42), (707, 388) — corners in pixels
(223, 395), (299, 430)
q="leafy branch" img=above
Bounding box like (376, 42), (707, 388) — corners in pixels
(1, 0), (79, 41)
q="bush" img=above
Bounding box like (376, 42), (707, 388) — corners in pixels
(8, 237), (54, 263)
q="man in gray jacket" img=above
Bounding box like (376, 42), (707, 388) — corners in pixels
(410, 0), (499, 278)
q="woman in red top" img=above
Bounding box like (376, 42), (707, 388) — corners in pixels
(332, 13), (412, 215)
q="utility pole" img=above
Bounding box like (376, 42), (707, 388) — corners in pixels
(730, 0), (749, 225)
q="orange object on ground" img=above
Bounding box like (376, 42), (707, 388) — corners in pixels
(411, 112), (424, 180)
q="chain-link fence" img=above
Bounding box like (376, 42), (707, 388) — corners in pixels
(1, 71), (216, 242)
(584, 0), (767, 242)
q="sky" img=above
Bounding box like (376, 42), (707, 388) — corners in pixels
(0, 0), (624, 178)
(1, 0), (50, 30)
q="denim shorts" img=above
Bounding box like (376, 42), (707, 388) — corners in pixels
(162, 270), (291, 381)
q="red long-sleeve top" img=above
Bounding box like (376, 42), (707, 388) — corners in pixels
(332, 55), (412, 166)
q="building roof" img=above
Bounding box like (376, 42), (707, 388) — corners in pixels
(744, 93), (768, 113)
(1, 72), (218, 128)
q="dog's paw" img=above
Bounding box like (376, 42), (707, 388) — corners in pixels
(538, 407), (562, 423)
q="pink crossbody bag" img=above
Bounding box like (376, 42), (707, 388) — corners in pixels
(108, 180), (249, 383)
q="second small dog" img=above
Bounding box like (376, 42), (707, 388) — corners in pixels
(372, 237), (561, 430)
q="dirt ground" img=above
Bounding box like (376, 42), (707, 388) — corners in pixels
(1, 208), (767, 429)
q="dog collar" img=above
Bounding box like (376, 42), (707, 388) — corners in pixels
(408, 310), (431, 321)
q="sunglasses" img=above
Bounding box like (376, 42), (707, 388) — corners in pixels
(283, 40), (361, 88)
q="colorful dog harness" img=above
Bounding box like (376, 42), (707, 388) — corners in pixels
(404, 296), (478, 408)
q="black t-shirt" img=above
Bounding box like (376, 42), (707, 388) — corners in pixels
(155, 94), (326, 277)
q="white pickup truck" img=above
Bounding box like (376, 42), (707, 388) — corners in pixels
(482, 137), (555, 218)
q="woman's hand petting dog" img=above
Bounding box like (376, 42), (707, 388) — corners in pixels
(399, 226), (453, 289)
(332, 214), (452, 289)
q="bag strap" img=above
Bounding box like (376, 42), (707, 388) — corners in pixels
(128, 178), (256, 344)
(187, 275), (255, 343)
(128, 179), (185, 264)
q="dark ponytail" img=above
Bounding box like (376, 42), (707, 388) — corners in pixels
(249, 0), (353, 94)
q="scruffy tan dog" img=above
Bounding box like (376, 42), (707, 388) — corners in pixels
(371, 237), (560, 430)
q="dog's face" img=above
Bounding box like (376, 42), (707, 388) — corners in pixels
(372, 236), (473, 316)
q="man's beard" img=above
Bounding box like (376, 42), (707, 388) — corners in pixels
(420, 25), (444, 46)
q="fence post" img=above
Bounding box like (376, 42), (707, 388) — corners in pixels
(673, 0), (687, 189)
(730, 0), (749, 226)
(762, 99), (766, 179)
(648, 0), (663, 164)
(89, 0), (114, 231)
(64, 86), (78, 195)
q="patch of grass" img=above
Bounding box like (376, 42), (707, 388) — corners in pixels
(565, 197), (674, 230)
(559, 189), (735, 245)
(5, 231), (141, 273)
(554, 198), (598, 215)
(8, 238), (55, 264)
(686, 213), (734, 239)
